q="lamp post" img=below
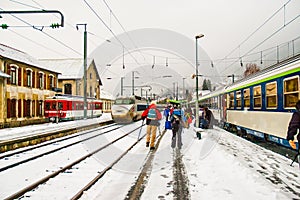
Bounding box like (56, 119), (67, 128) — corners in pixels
(195, 34), (204, 128)
(121, 77), (124, 96)
(182, 77), (186, 99)
(76, 23), (87, 119)
(132, 71), (134, 95)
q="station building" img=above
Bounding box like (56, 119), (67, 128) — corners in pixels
(0, 44), (60, 128)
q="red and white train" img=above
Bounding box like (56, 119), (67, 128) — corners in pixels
(44, 94), (103, 122)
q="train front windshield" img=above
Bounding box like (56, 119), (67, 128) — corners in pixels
(114, 99), (135, 105)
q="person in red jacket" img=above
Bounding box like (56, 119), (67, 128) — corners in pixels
(141, 101), (162, 150)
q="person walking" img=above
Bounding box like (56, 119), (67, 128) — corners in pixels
(170, 105), (183, 138)
(163, 104), (173, 130)
(141, 101), (162, 150)
(286, 100), (300, 150)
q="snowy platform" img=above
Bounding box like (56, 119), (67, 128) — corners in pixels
(0, 116), (299, 199)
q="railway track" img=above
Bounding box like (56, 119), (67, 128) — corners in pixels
(0, 120), (114, 153)
(0, 123), (142, 199)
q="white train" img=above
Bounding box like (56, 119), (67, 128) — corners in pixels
(111, 95), (148, 123)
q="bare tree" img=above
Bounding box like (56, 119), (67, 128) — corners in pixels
(244, 63), (260, 77)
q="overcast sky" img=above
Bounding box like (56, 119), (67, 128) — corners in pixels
(0, 0), (299, 82)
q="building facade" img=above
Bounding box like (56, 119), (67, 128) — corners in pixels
(39, 58), (102, 99)
(0, 44), (60, 128)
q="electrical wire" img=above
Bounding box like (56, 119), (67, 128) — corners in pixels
(83, 0), (141, 66)
(219, 0), (299, 75)
(0, 6), (82, 56)
(218, 0), (293, 67)
(8, 29), (70, 57)
(102, 0), (148, 64)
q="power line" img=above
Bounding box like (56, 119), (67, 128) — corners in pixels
(8, 29), (70, 57)
(83, 0), (141, 66)
(219, 0), (295, 73)
(102, 0), (148, 64)
(0, 6), (82, 56)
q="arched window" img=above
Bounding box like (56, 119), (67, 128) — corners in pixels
(38, 71), (45, 89)
(25, 68), (33, 87)
(49, 74), (54, 89)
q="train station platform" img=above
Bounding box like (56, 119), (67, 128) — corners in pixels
(0, 115), (299, 199)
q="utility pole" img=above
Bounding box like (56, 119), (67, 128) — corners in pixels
(76, 23), (88, 119)
(195, 34), (204, 128)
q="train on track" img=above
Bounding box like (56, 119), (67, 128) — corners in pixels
(111, 95), (148, 123)
(196, 56), (300, 149)
(44, 94), (103, 122)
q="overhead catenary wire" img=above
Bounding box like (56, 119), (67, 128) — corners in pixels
(219, 0), (296, 73)
(102, 0), (148, 64)
(83, 0), (141, 67)
(8, 29), (70, 57)
(0, 6), (82, 56)
(5, 0), (106, 57)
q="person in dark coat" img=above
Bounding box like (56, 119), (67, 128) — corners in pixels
(200, 107), (214, 129)
(286, 100), (300, 149)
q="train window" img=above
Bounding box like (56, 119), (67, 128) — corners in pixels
(266, 82), (277, 108)
(284, 76), (299, 108)
(52, 102), (56, 110)
(95, 103), (101, 109)
(243, 88), (250, 108)
(45, 102), (50, 110)
(253, 86), (262, 108)
(236, 91), (241, 108)
(137, 104), (148, 111)
(115, 98), (135, 105)
(58, 102), (63, 110)
(229, 92), (234, 109)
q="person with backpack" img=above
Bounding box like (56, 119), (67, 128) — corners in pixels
(141, 101), (162, 150)
(170, 105), (183, 139)
(286, 100), (300, 150)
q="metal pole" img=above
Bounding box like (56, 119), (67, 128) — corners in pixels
(173, 82), (175, 99)
(76, 23), (88, 119)
(183, 78), (186, 99)
(83, 25), (87, 119)
(132, 71), (134, 95)
(121, 77), (123, 96)
(176, 82), (178, 100)
(195, 34), (204, 128)
(195, 38), (199, 128)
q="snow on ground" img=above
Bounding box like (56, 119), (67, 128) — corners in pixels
(1, 115), (299, 200)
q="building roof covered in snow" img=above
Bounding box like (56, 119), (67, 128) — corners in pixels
(39, 58), (101, 85)
(0, 43), (60, 74)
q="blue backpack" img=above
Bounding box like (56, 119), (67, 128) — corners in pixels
(147, 108), (157, 120)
